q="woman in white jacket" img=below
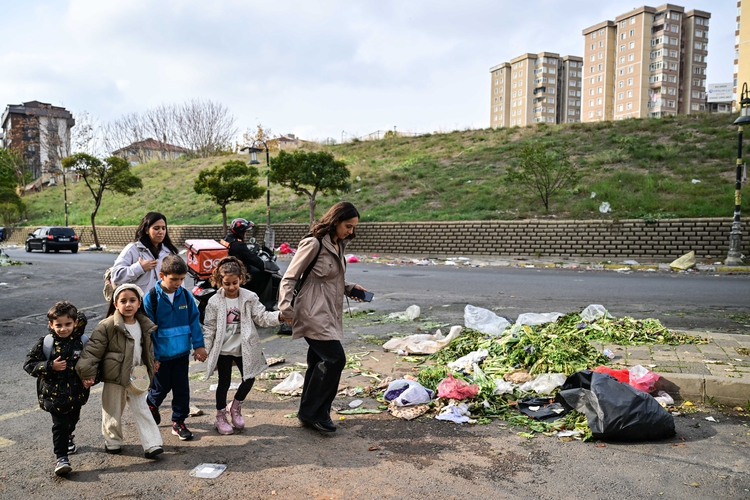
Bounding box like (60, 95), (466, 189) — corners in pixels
(202, 257), (287, 434)
(111, 212), (180, 295)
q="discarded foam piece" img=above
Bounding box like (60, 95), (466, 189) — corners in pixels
(670, 251), (696, 270)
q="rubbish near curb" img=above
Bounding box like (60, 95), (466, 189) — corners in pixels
(464, 305), (511, 335)
(349, 399), (363, 408)
(387, 305), (421, 321)
(382, 326), (462, 354)
(670, 251), (696, 270)
(271, 371), (304, 395)
(437, 373), (479, 400)
(389, 401), (429, 420)
(266, 357), (285, 366)
(580, 304), (612, 322)
(517, 397), (569, 421)
(188, 406), (204, 417)
(447, 348), (489, 373)
(435, 402), (472, 424)
(558, 371), (675, 441)
(516, 373), (567, 395)
(190, 463), (227, 479)
(383, 379), (434, 406)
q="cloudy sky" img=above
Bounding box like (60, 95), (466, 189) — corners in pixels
(0, 0), (736, 143)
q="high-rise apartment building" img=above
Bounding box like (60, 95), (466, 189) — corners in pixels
(489, 52), (583, 128)
(582, 4), (710, 122)
(735, 1), (750, 105)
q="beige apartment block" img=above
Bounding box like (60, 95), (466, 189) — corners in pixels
(736, 1), (750, 106)
(489, 52), (582, 128)
(582, 4), (710, 122)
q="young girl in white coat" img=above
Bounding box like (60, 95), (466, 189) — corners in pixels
(203, 257), (288, 434)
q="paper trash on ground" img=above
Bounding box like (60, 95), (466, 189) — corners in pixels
(382, 326), (463, 354)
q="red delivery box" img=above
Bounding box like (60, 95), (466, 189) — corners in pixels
(185, 239), (228, 279)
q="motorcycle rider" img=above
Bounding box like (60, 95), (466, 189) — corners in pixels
(220, 219), (271, 300)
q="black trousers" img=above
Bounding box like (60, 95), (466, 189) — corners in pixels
(298, 338), (346, 423)
(50, 405), (81, 458)
(147, 354), (190, 422)
(215, 355), (255, 410)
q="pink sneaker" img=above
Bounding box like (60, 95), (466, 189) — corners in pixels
(215, 409), (233, 435)
(228, 399), (245, 430)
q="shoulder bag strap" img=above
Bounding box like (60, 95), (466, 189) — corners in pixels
(291, 237), (323, 307)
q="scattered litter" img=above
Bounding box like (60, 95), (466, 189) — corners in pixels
(0, 282), (7, 286)
(346, 254), (359, 263)
(278, 243), (295, 254)
(670, 251), (696, 270)
(387, 305), (421, 321)
(435, 402), (471, 424)
(599, 202), (611, 213)
(444, 260), (457, 266)
(622, 260), (639, 265)
(337, 408), (382, 415)
(517, 373), (567, 395)
(580, 304), (612, 322)
(190, 463), (227, 479)
(590, 192), (596, 199)
(518, 396), (569, 421)
(382, 325), (462, 354)
(629, 364), (660, 393)
(705, 416), (717, 422)
(384, 379), (434, 406)
(389, 401), (429, 420)
(691, 179), (701, 184)
(266, 357), (285, 366)
(349, 399), (363, 408)
(464, 305), (511, 336)
(188, 405), (204, 417)
(504, 369), (533, 384)
(512, 312), (564, 333)
(493, 379), (515, 395)
(557, 429), (582, 438)
(416, 259), (433, 266)
(210, 382), (240, 391)
(437, 373), (479, 400)
(271, 371), (304, 395)
(447, 348), (489, 373)
(602, 348), (615, 359)
(653, 391), (674, 406)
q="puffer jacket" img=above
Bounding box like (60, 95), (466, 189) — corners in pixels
(76, 311), (157, 387)
(24, 313), (90, 414)
(278, 234), (356, 341)
(143, 283), (204, 361)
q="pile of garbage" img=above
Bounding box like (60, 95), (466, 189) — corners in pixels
(377, 304), (707, 441)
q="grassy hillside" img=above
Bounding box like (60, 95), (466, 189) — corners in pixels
(19, 112), (740, 226)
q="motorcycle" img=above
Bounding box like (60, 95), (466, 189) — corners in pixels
(187, 236), (292, 334)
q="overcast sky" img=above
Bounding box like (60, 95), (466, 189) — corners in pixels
(0, 0), (736, 143)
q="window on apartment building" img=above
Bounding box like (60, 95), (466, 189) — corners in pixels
(629, 29), (635, 36)
(618, 69), (624, 76)
(627, 78), (633, 85)
(519, 90), (523, 96)
(692, 90), (702, 98)
(668, 75), (677, 82)
(494, 88), (498, 94)
(590, 77), (595, 84)
(620, 44), (625, 52)
(588, 111), (594, 118)
(599, 29), (604, 35)
(628, 66), (634, 74)
(619, 56), (625, 64)
(702, 43), (708, 50)
(519, 70), (523, 76)
(629, 41), (635, 49)
(696, 30), (703, 38)
(670, 12), (680, 20)
(513, 91), (517, 97)
(597, 109), (603, 116)
(547, 117), (555, 123)
(691, 103), (700, 110)
(513, 82), (517, 88)
(590, 66), (595, 73)
(669, 50), (677, 58)
(597, 75), (603, 82)
(693, 78), (701, 86)
(494, 98), (498, 103)
(590, 55), (596, 62)
(547, 107), (555, 113)
(651, 37), (662, 46)
(592, 32), (597, 40)
(668, 100), (675, 107)
(513, 72), (517, 78)
(591, 43), (595, 50)
(667, 87), (676, 95)
(499, 105), (503, 111)
(694, 42), (702, 50)
(618, 92), (624, 100)
(519, 79), (523, 86)
(512, 110), (516, 117)
(626, 102), (632, 110)
(670, 25), (678, 33)
(597, 98), (602, 105)
(549, 68), (556, 74)
(619, 80), (624, 88)
(598, 86), (602, 94)
(631, 17), (636, 24)
(548, 97), (555, 103)
(519, 61), (523, 67)
(696, 17), (703, 25)
(670, 37), (677, 45)
(589, 99), (594, 107)
(621, 33), (626, 40)
(628, 54), (634, 61)
(694, 54), (703, 62)
(598, 64), (603, 71)
(621, 21), (626, 28)
(550, 88), (556, 94)
(618, 104), (624, 112)
(627, 90), (633, 97)
(569, 109), (576, 116)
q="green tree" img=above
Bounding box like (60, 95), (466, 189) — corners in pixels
(193, 159), (265, 233)
(505, 144), (579, 212)
(269, 150), (351, 225)
(62, 153), (143, 248)
(0, 148), (26, 225)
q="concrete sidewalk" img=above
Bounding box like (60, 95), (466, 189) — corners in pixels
(594, 331), (750, 406)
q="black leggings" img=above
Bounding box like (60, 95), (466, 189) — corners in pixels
(215, 355), (255, 410)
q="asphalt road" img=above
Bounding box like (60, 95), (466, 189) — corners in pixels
(1, 248), (749, 498)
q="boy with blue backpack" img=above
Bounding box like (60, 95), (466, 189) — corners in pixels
(24, 301), (90, 476)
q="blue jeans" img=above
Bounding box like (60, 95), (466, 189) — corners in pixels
(147, 354), (190, 422)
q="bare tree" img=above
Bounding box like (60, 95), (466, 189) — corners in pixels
(101, 112), (149, 163)
(174, 99), (237, 157)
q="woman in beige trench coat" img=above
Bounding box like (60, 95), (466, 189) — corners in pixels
(278, 201), (368, 433)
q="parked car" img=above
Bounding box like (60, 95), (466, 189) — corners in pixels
(25, 226), (79, 253)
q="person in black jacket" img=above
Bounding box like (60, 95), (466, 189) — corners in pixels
(24, 302), (90, 476)
(221, 218), (270, 296)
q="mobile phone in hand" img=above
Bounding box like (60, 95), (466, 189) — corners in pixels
(349, 289), (374, 302)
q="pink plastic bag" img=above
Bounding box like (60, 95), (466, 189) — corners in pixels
(629, 365), (660, 393)
(346, 254), (359, 263)
(278, 243), (295, 254)
(437, 373), (479, 400)
(594, 366), (630, 384)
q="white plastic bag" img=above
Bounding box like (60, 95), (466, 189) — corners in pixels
(464, 305), (511, 335)
(517, 373), (567, 395)
(580, 304), (613, 322)
(629, 364), (660, 393)
(493, 379), (515, 395)
(435, 402), (471, 424)
(653, 391), (674, 406)
(383, 379), (434, 406)
(447, 348), (489, 372)
(510, 312), (563, 334)
(271, 371), (304, 395)
(388, 305), (421, 321)
(382, 326), (463, 354)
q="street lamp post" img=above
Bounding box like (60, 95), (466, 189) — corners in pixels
(726, 83), (750, 266)
(242, 140), (273, 247)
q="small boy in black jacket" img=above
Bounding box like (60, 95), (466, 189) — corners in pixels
(24, 301), (90, 476)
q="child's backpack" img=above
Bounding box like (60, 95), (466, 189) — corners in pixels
(42, 334), (90, 360)
(103, 267), (116, 302)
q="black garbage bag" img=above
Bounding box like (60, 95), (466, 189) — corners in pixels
(518, 397), (569, 422)
(556, 370), (675, 441)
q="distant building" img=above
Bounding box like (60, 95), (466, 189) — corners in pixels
(489, 52), (583, 128)
(267, 133), (304, 151)
(112, 138), (189, 164)
(0, 101), (75, 179)
(582, 4), (711, 122)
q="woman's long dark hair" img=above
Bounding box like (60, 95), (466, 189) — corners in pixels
(134, 212), (179, 258)
(310, 202), (360, 240)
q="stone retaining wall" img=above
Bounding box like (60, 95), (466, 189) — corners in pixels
(4, 218), (745, 261)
